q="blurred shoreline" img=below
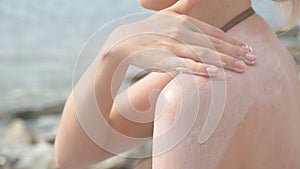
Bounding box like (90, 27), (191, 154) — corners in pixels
(1, 0), (299, 113)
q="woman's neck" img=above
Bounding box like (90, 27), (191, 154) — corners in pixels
(187, 0), (252, 28)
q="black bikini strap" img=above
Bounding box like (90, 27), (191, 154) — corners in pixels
(221, 7), (255, 32)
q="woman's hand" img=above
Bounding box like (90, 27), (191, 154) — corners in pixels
(104, 0), (256, 77)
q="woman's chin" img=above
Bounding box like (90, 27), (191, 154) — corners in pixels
(138, 0), (177, 10)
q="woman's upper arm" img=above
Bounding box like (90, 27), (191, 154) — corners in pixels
(54, 95), (113, 169)
(109, 72), (174, 138)
(54, 72), (173, 169)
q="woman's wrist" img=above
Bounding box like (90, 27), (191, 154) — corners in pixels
(104, 43), (131, 68)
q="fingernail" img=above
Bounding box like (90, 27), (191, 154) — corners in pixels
(245, 53), (256, 62)
(234, 60), (246, 70)
(206, 65), (218, 74)
(242, 45), (253, 52)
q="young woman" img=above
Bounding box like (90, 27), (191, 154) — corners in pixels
(55, 0), (300, 168)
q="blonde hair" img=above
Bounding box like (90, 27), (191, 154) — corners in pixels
(274, 0), (300, 30)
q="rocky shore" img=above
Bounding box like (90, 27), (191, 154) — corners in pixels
(0, 103), (62, 169)
(0, 103), (151, 169)
(0, 27), (299, 169)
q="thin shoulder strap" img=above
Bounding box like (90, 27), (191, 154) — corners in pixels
(221, 7), (255, 32)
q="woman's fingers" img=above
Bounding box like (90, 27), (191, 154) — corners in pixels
(176, 31), (256, 64)
(205, 36), (256, 64)
(124, 34), (250, 74)
(128, 48), (218, 77)
(170, 42), (248, 72)
(160, 56), (219, 77)
(175, 14), (249, 48)
(176, 58), (219, 76)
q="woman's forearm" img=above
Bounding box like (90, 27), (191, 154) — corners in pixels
(55, 52), (127, 168)
(55, 50), (173, 168)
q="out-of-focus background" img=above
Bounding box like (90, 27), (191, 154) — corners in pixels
(0, 0), (299, 169)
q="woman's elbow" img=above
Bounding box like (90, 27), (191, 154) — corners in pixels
(54, 135), (91, 169)
(54, 94), (116, 168)
(53, 102), (90, 169)
(54, 151), (67, 169)
(54, 141), (71, 169)
(54, 134), (80, 169)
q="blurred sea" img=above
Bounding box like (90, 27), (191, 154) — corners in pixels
(0, 0), (298, 112)
(0, 0), (147, 112)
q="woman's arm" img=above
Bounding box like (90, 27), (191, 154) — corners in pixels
(108, 71), (173, 138)
(55, 68), (173, 169)
(54, 0), (257, 168)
